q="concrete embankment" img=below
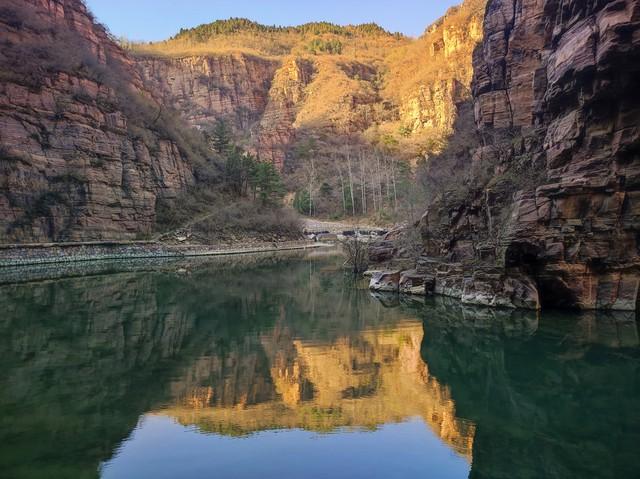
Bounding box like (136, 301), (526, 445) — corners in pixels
(0, 240), (323, 268)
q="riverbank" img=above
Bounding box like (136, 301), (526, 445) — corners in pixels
(0, 240), (326, 269)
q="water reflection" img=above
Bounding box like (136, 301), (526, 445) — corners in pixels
(158, 320), (474, 459)
(0, 253), (638, 478)
(419, 298), (640, 479)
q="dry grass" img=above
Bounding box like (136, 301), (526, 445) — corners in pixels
(192, 201), (302, 241)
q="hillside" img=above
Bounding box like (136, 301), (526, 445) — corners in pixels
(0, 0), (488, 243)
(0, 0), (304, 244)
(129, 1), (486, 217)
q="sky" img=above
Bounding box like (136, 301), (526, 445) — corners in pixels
(84, 0), (462, 41)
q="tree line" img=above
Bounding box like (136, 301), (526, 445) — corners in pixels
(292, 137), (420, 221)
(172, 18), (396, 43)
(207, 120), (285, 206)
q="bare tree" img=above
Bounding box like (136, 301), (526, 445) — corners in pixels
(341, 237), (369, 275)
(306, 155), (316, 216)
(359, 150), (367, 215)
(346, 148), (356, 217)
(390, 156), (398, 212)
(337, 159), (347, 215)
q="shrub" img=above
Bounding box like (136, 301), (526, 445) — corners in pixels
(307, 38), (343, 55)
(191, 200), (302, 241)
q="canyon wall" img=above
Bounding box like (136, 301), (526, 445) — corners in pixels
(0, 0), (198, 242)
(0, 0), (487, 244)
(388, 0), (485, 135)
(416, 0), (640, 310)
(138, 53), (278, 130)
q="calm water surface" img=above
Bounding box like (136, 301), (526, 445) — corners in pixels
(0, 251), (638, 479)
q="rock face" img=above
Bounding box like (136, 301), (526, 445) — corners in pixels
(138, 54), (279, 130)
(388, 0), (486, 135)
(0, 0), (196, 242)
(0, 0), (487, 243)
(414, 0), (640, 310)
(256, 57), (316, 170)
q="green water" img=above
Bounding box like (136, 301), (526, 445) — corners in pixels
(0, 251), (638, 479)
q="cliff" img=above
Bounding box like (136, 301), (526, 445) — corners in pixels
(415, 0), (640, 310)
(386, 0), (485, 136)
(0, 0), (202, 242)
(138, 53), (279, 130)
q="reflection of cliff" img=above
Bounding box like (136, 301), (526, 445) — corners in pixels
(0, 256), (322, 478)
(419, 298), (640, 479)
(157, 321), (475, 460)
(0, 272), (204, 479)
(4, 255), (462, 478)
(4, 255), (636, 479)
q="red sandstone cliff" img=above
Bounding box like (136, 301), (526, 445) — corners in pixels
(416, 0), (640, 310)
(0, 0), (198, 242)
(138, 54), (279, 131)
(131, 1), (486, 172)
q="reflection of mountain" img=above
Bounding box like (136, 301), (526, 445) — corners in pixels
(0, 255), (325, 478)
(419, 298), (640, 479)
(2, 255), (638, 479)
(160, 321), (475, 459)
(0, 254), (473, 478)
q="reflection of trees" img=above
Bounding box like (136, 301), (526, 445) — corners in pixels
(0, 256), (326, 478)
(418, 298), (640, 479)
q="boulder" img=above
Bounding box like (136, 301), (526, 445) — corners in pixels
(369, 270), (402, 293)
(399, 270), (427, 295)
(368, 241), (397, 263)
(461, 270), (541, 310)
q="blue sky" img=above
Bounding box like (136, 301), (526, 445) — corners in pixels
(85, 0), (462, 41)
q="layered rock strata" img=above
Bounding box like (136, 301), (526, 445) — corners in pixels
(412, 0), (640, 310)
(138, 54), (279, 130)
(0, 0), (196, 242)
(134, 0), (486, 171)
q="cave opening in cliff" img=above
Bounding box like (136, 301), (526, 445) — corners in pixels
(505, 242), (539, 271)
(505, 241), (578, 309)
(536, 277), (579, 310)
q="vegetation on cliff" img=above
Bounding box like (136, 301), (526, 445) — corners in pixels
(172, 18), (396, 42)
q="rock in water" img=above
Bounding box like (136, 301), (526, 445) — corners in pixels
(399, 270), (427, 296)
(369, 271), (402, 293)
